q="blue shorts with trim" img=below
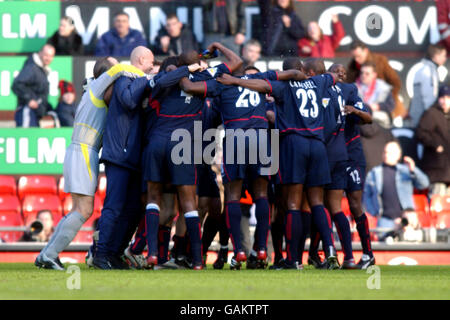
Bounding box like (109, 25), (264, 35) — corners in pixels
(345, 162), (366, 193)
(144, 134), (196, 186)
(221, 130), (271, 185)
(279, 134), (331, 186)
(325, 160), (348, 190)
(196, 164), (220, 198)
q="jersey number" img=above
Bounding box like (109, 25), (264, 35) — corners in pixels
(296, 89), (319, 118)
(236, 87), (260, 108)
(349, 169), (361, 184)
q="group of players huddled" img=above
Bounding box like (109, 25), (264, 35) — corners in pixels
(34, 42), (375, 271)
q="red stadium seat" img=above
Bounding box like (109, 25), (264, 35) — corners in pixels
(97, 175), (107, 200)
(18, 176), (57, 200)
(58, 177), (69, 202)
(413, 195), (431, 227)
(0, 195), (23, 242)
(72, 231), (94, 243)
(430, 195), (450, 229)
(22, 195), (62, 225)
(0, 175), (17, 196)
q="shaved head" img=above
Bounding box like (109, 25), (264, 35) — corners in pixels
(283, 57), (303, 71)
(39, 44), (55, 67)
(130, 46), (154, 73)
(303, 58), (325, 76)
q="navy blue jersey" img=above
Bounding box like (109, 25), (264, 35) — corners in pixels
(205, 71), (278, 129)
(324, 82), (363, 162)
(343, 89), (368, 165)
(150, 63), (231, 137)
(268, 74), (335, 141)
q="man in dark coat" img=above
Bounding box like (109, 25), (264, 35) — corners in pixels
(416, 85), (450, 196)
(154, 14), (199, 55)
(12, 44), (55, 127)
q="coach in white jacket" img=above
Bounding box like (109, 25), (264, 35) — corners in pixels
(409, 44), (447, 128)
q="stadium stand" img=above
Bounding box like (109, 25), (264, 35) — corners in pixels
(0, 195), (23, 242)
(0, 176), (17, 196)
(22, 194), (62, 225)
(431, 195), (450, 229)
(58, 177), (69, 202)
(18, 176), (57, 200)
(96, 175), (107, 201)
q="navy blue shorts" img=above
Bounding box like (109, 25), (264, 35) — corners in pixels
(345, 162), (366, 193)
(278, 134), (331, 186)
(144, 134), (196, 186)
(325, 160), (348, 190)
(196, 164), (220, 198)
(221, 130), (271, 185)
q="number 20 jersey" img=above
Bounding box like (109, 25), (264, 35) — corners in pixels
(268, 74), (335, 141)
(205, 71), (278, 129)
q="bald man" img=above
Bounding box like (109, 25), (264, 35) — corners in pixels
(93, 47), (201, 269)
(13, 44), (55, 127)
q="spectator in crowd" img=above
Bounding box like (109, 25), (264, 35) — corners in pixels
(297, 14), (345, 58)
(201, 0), (246, 54)
(12, 44), (55, 128)
(47, 16), (84, 56)
(360, 120), (395, 173)
(258, 0), (305, 57)
(409, 44), (447, 128)
(356, 62), (395, 128)
(154, 14), (199, 55)
(241, 39), (262, 69)
(363, 141), (429, 240)
(416, 85), (450, 196)
(55, 80), (76, 127)
(20, 210), (55, 242)
(437, 0), (450, 52)
(347, 41), (406, 118)
(95, 12), (147, 57)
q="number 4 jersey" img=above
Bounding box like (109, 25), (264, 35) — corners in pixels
(268, 74), (335, 141)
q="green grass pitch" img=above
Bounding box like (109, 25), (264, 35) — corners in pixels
(0, 264), (449, 300)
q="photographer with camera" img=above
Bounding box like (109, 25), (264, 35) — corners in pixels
(363, 141), (429, 241)
(20, 210), (54, 242)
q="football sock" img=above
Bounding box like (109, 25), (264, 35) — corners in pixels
(332, 212), (354, 261)
(255, 197), (271, 251)
(184, 211), (202, 266)
(309, 219), (320, 256)
(298, 210), (311, 264)
(218, 213), (229, 247)
(355, 213), (374, 258)
(225, 201), (242, 255)
(202, 215), (219, 256)
(45, 211), (86, 260)
(284, 210), (302, 265)
(271, 219), (284, 263)
(130, 217), (146, 255)
(311, 205), (334, 251)
(157, 225), (171, 264)
(144, 203), (160, 257)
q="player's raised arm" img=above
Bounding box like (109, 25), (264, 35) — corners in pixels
(217, 74), (271, 94)
(179, 77), (209, 96)
(276, 69), (307, 81)
(344, 105), (372, 124)
(207, 42), (243, 73)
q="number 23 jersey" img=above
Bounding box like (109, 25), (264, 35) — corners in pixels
(268, 74), (335, 141)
